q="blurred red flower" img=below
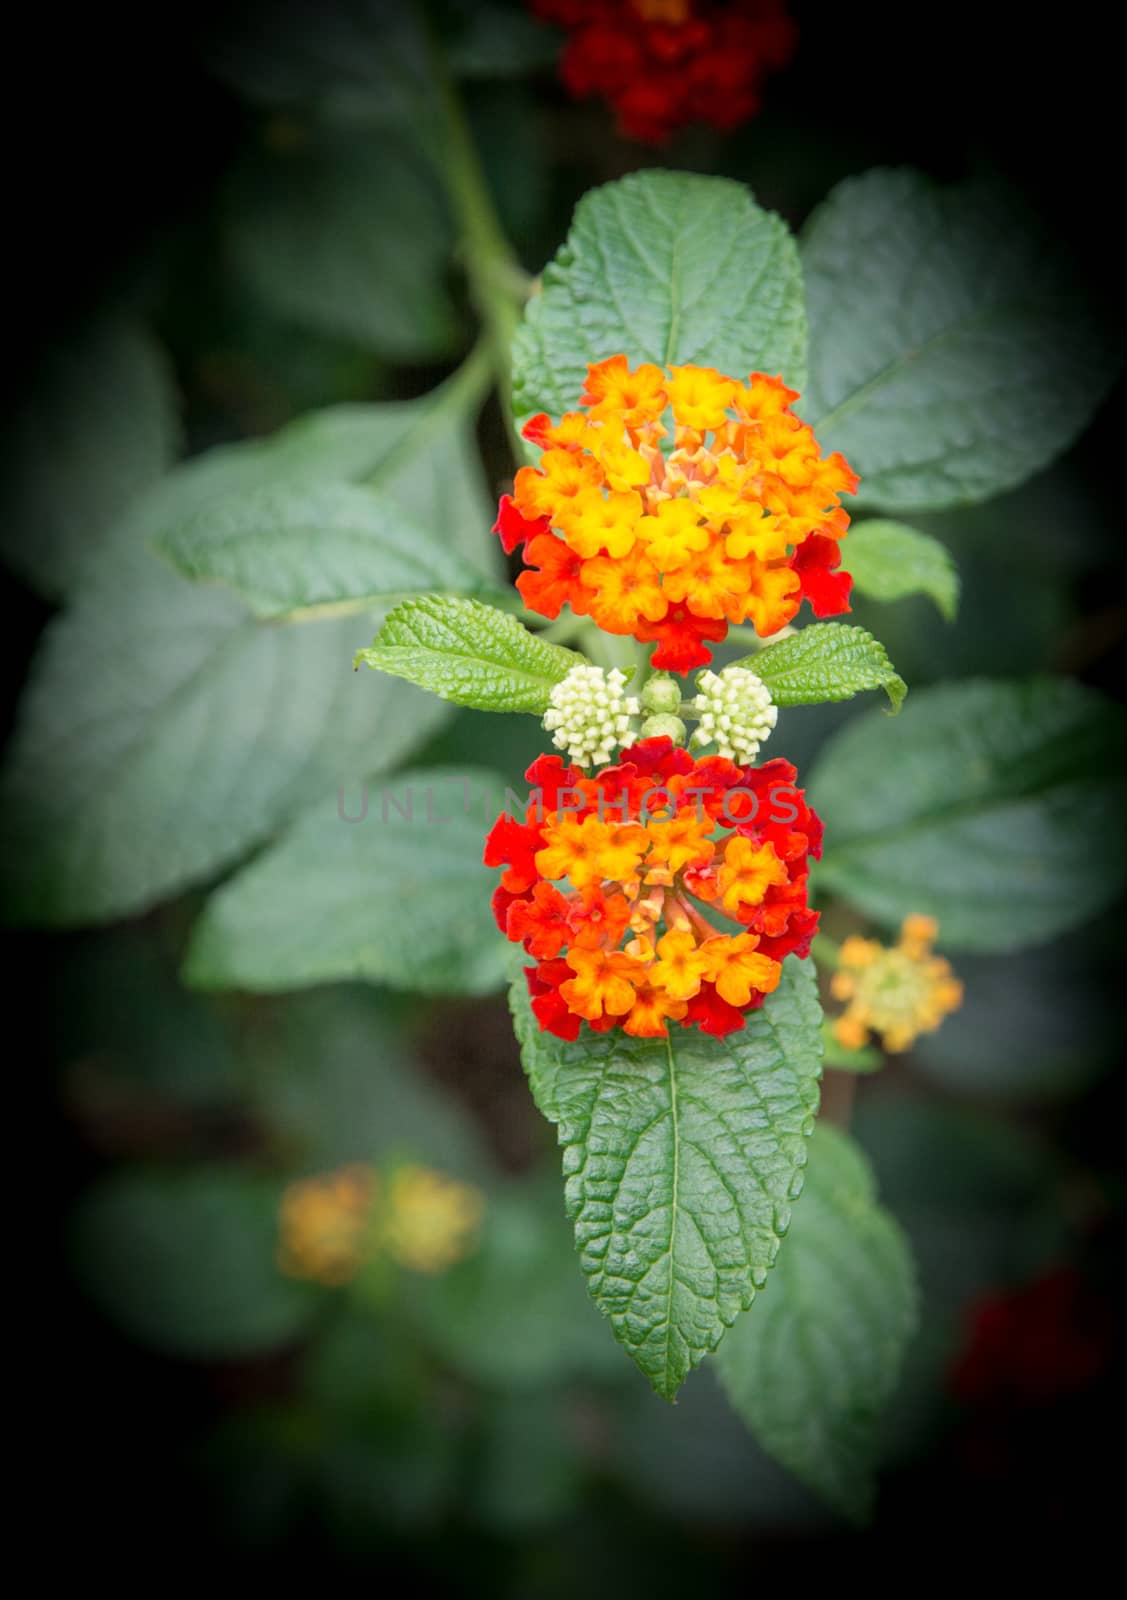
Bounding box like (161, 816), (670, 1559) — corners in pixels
(532, 0), (797, 143)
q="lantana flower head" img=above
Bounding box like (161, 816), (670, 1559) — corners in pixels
(501, 356), (858, 673)
(486, 735), (822, 1041)
(531, 0), (797, 144)
(830, 915), (963, 1053)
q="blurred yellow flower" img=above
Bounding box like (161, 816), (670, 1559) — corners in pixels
(378, 1164), (485, 1275)
(830, 915), (963, 1053)
(277, 1163), (377, 1286)
(277, 1161), (484, 1285)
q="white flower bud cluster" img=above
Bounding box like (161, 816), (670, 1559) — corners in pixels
(689, 666), (777, 763)
(542, 665), (640, 767)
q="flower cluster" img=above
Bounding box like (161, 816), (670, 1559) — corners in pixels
(689, 665), (777, 762)
(531, 0), (797, 144)
(277, 1163), (377, 1286)
(277, 1163), (484, 1285)
(830, 915), (963, 1053)
(486, 736), (821, 1040)
(543, 663), (640, 765)
(495, 355), (857, 673)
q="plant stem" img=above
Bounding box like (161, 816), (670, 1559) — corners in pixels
(426, 17), (526, 455)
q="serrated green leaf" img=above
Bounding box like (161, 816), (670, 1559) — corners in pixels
(811, 677), (1127, 950)
(158, 482), (493, 620)
(356, 595), (585, 712)
(803, 169), (1122, 511)
(70, 1167), (322, 1358)
(0, 313), (179, 597)
(820, 1020), (883, 1073)
(509, 956), (823, 1400)
(226, 122), (457, 362)
(0, 548), (448, 927)
(513, 169), (807, 429)
(716, 1124), (917, 1525)
(750, 623), (906, 712)
(844, 520), (959, 621)
(184, 767), (509, 996)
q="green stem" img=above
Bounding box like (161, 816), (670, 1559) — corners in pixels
(426, 15), (526, 455)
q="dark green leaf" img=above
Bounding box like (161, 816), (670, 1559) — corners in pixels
(226, 123), (457, 361)
(803, 169), (1122, 510)
(71, 1166), (321, 1357)
(716, 1124), (917, 1525)
(150, 346), (498, 581)
(509, 956), (823, 1400)
(184, 767), (510, 996)
(0, 548), (447, 927)
(812, 677), (1127, 950)
(158, 483), (491, 620)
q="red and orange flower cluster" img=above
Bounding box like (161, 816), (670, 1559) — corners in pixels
(531, 1), (797, 144)
(495, 355), (857, 673)
(486, 736), (821, 1040)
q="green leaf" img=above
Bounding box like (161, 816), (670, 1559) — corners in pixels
(820, 1020), (883, 1073)
(513, 170), (807, 429)
(811, 677), (1127, 950)
(184, 767), (510, 996)
(716, 1124), (917, 1525)
(225, 122), (457, 362)
(356, 595), (585, 713)
(802, 169), (1123, 510)
(750, 623), (906, 712)
(147, 352), (499, 582)
(158, 483), (493, 621)
(844, 519), (959, 621)
(71, 1167), (322, 1358)
(0, 313), (179, 597)
(509, 956), (824, 1400)
(0, 548), (448, 927)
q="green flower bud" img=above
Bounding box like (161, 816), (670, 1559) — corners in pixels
(640, 672), (682, 716)
(639, 712), (687, 746)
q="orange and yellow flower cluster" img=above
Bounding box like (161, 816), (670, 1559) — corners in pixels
(486, 736), (821, 1040)
(494, 356), (858, 673)
(830, 915), (963, 1053)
